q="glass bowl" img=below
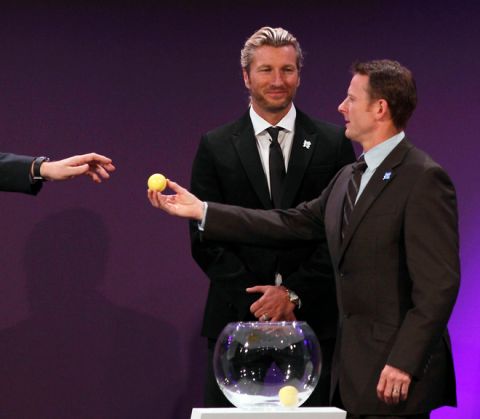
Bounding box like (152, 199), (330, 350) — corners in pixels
(213, 321), (322, 410)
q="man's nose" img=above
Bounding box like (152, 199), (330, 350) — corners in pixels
(270, 70), (284, 85)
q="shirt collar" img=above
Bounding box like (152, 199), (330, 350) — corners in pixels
(363, 131), (405, 170)
(249, 104), (296, 136)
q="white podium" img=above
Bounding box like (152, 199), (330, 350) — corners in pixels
(190, 407), (346, 419)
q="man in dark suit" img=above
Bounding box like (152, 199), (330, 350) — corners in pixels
(0, 152), (115, 194)
(148, 59), (460, 418)
(189, 26), (355, 406)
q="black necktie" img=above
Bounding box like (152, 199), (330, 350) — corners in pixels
(267, 127), (285, 208)
(341, 156), (367, 240)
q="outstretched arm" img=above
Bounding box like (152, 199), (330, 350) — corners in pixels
(38, 153), (115, 183)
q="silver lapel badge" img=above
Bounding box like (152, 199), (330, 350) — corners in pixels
(302, 140), (311, 149)
(382, 171), (392, 181)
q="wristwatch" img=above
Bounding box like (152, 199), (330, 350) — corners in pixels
(283, 287), (302, 309)
(32, 156), (50, 181)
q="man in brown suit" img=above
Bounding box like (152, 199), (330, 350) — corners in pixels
(148, 60), (460, 418)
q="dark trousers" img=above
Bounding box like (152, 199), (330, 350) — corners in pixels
(203, 337), (335, 407)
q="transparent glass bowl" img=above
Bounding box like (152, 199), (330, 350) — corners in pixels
(214, 321), (322, 410)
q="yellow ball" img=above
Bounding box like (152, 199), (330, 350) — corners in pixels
(147, 173), (167, 192)
(278, 385), (298, 407)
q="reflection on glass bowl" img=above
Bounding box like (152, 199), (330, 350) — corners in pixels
(214, 321), (322, 410)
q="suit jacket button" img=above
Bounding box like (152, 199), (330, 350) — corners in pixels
(339, 272), (345, 278)
(343, 313), (350, 319)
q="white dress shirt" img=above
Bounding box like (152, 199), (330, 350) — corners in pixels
(356, 131), (405, 203)
(249, 105), (296, 196)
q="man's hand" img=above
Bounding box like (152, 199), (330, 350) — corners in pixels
(147, 180), (204, 220)
(247, 285), (296, 322)
(40, 153), (115, 183)
(376, 364), (411, 405)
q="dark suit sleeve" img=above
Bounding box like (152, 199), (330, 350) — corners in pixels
(190, 136), (256, 289)
(0, 153), (42, 195)
(204, 193), (326, 245)
(387, 165), (460, 377)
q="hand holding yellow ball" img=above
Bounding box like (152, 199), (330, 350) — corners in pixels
(147, 173), (167, 192)
(278, 385), (299, 407)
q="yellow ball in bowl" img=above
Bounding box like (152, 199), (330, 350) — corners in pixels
(278, 385), (298, 407)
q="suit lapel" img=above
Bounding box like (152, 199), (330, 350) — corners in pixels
(325, 166), (351, 264)
(281, 111), (316, 209)
(338, 140), (414, 262)
(232, 113), (273, 209)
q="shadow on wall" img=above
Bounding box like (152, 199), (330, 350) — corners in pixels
(174, 323), (207, 416)
(0, 208), (180, 419)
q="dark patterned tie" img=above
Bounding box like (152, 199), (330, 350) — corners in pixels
(341, 156), (367, 240)
(267, 127), (285, 208)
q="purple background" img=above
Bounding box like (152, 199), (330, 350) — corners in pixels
(0, 1), (478, 418)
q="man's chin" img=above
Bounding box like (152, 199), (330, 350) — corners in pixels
(344, 128), (355, 140)
(264, 101), (292, 113)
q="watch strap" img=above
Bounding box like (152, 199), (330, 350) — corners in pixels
(32, 156), (50, 181)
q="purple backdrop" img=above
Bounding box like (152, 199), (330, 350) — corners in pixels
(0, 1), (478, 418)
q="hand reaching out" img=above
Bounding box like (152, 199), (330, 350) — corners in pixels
(39, 153), (115, 183)
(147, 179), (204, 220)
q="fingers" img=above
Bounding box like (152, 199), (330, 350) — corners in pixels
(248, 286), (267, 316)
(249, 285), (295, 321)
(86, 163), (113, 182)
(42, 153), (115, 182)
(252, 303), (268, 320)
(376, 365), (411, 405)
(377, 376), (399, 405)
(246, 285), (267, 294)
(146, 189), (179, 215)
(64, 163), (110, 183)
(400, 382), (409, 401)
(51, 162), (90, 181)
(72, 153), (113, 166)
(147, 189), (166, 209)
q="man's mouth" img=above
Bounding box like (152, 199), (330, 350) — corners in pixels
(267, 90), (287, 96)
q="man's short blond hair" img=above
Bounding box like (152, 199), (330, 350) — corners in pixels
(240, 26), (303, 73)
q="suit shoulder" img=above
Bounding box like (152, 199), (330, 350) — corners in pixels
(296, 110), (344, 137)
(406, 144), (448, 172)
(311, 118), (344, 135)
(403, 143), (456, 190)
(201, 114), (250, 144)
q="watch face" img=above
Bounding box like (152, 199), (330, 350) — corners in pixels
(288, 291), (299, 304)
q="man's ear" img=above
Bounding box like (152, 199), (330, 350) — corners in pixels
(377, 99), (390, 120)
(242, 68), (250, 89)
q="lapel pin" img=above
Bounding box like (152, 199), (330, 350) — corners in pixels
(382, 171), (392, 181)
(302, 140), (311, 149)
